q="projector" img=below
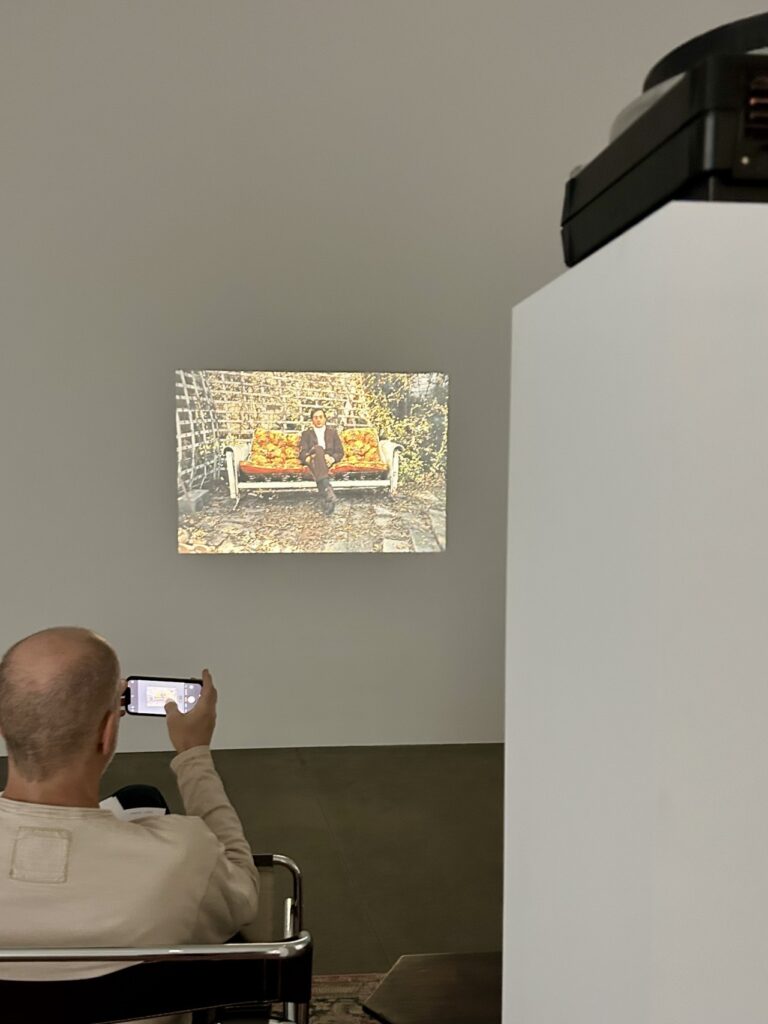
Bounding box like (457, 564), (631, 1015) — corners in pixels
(561, 14), (768, 266)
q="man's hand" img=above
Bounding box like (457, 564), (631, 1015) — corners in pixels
(324, 453), (334, 466)
(165, 668), (217, 753)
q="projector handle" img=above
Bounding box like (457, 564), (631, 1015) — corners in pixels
(644, 13), (768, 91)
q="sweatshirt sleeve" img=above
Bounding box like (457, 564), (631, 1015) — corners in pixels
(170, 745), (260, 939)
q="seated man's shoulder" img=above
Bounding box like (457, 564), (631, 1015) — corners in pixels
(116, 811), (216, 851)
(124, 813), (224, 872)
(138, 812), (218, 843)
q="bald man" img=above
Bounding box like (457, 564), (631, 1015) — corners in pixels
(0, 627), (260, 1024)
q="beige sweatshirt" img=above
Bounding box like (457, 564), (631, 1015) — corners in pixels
(0, 746), (261, 1022)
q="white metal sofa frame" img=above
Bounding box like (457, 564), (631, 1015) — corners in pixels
(0, 853), (311, 1024)
(224, 438), (404, 509)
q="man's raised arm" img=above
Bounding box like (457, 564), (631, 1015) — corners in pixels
(165, 671), (260, 937)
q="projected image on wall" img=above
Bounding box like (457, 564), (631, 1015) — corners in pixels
(176, 371), (448, 554)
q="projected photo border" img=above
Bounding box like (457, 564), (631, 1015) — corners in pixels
(176, 370), (448, 554)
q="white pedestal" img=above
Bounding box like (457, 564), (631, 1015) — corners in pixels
(505, 202), (768, 1024)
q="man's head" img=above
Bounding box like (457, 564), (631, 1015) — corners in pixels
(0, 627), (122, 782)
(310, 408), (327, 427)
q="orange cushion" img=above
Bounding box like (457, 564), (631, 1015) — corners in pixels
(339, 429), (384, 468)
(240, 463), (310, 477)
(331, 463), (387, 474)
(247, 429), (303, 471)
(243, 427), (386, 475)
(239, 463), (386, 477)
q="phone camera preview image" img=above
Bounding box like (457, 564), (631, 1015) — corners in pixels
(125, 677), (203, 716)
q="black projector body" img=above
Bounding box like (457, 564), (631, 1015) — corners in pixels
(562, 49), (768, 267)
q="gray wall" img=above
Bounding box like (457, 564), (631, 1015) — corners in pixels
(0, 1), (759, 752)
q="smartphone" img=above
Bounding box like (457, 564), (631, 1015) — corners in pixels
(124, 676), (203, 717)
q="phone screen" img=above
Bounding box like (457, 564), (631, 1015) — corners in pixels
(126, 677), (202, 716)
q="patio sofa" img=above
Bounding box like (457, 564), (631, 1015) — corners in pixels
(224, 427), (403, 509)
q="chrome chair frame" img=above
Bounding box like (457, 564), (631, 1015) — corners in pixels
(0, 853), (311, 1024)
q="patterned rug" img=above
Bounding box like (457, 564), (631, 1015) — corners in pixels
(310, 973), (384, 1023)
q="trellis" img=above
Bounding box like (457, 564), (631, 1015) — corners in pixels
(176, 371), (375, 495)
(175, 371), (222, 495)
(206, 371), (373, 441)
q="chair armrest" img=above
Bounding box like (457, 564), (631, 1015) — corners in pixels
(250, 852), (303, 938)
(224, 442), (251, 499)
(224, 441), (251, 466)
(0, 932), (312, 963)
(378, 439), (404, 469)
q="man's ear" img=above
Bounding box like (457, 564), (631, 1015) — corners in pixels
(97, 706), (119, 755)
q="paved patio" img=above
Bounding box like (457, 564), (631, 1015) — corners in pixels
(178, 481), (446, 554)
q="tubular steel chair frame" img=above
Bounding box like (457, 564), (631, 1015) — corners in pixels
(0, 854), (311, 1024)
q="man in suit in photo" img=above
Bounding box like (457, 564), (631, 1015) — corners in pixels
(298, 407), (345, 514)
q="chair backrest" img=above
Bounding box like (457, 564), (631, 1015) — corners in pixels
(0, 853), (310, 1024)
(0, 935), (313, 1024)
